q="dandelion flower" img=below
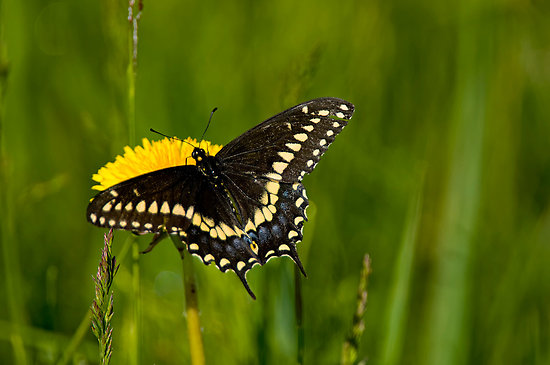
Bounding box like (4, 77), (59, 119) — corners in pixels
(92, 137), (223, 191)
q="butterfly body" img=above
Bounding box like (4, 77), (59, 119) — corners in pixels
(87, 97), (354, 298)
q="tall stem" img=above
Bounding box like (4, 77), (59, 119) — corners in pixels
(127, 1), (141, 363)
(170, 235), (205, 365)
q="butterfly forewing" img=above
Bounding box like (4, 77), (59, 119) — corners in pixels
(87, 166), (238, 234)
(217, 97), (354, 182)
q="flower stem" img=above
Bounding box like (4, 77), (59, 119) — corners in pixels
(127, 0), (141, 145)
(130, 238), (140, 365)
(127, 2), (141, 363)
(169, 235), (205, 365)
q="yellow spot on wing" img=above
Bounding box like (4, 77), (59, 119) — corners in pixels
(262, 206), (273, 221)
(254, 209), (265, 226)
(260, 192), (269, 205)
(148, 201), (158, 214)
(294, 133), (308, 142)
(215, 226), (226, 240)
(160, 201), (170, 214)
(266, 181), (280, 194)
(219, 222), (236, 237)
(269, 193), (278, 204)
(272, 162), (288, 174)
(278, 151), (294, 162)
(265, 172), (282, 181)
(237, 261), (246, 271)
(173, 204), (185, 216)
(192, 212), (201, 226)
(102, 202), (113, 212)
(136, 200), (146, 213)
(250, 241), (259, 254)
(286, 143), (301, 152)
(245, 219), (255, 232)
(203, 216), (215, 227)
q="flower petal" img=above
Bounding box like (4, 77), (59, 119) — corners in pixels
(92, 137), (223, 191)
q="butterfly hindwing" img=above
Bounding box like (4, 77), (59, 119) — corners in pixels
(178, 181), (308, 299)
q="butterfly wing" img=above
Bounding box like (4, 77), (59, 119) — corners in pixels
(217, 97), (355, 182)
(183, 178), (310, 299)
(211, 98), (354, 290)
(86, 165), (240, 235)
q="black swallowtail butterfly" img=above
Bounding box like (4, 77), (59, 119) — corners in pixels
(87, 97), (354, 298)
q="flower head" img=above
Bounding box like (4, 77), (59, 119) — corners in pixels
(92, 137), (223, 191)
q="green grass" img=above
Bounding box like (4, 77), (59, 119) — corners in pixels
(1, 0), (550, 363)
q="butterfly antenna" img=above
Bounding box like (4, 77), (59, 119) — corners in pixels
(200, 107), (218, 142)
(198, 107), (217, 154)
(150, 128), (195, 148)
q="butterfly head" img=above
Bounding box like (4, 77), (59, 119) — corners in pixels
(192, 146), (222, 182)
(191, 147), (208, 162)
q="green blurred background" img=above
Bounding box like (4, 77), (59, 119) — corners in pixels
(1, 0), (550, 363)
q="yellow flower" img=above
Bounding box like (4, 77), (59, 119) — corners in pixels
(92, 137), (223, 191)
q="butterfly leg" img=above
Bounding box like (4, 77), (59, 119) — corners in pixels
(141, 231), (167, 254)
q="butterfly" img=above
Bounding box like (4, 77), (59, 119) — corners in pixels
(87, 97), (354, 299)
